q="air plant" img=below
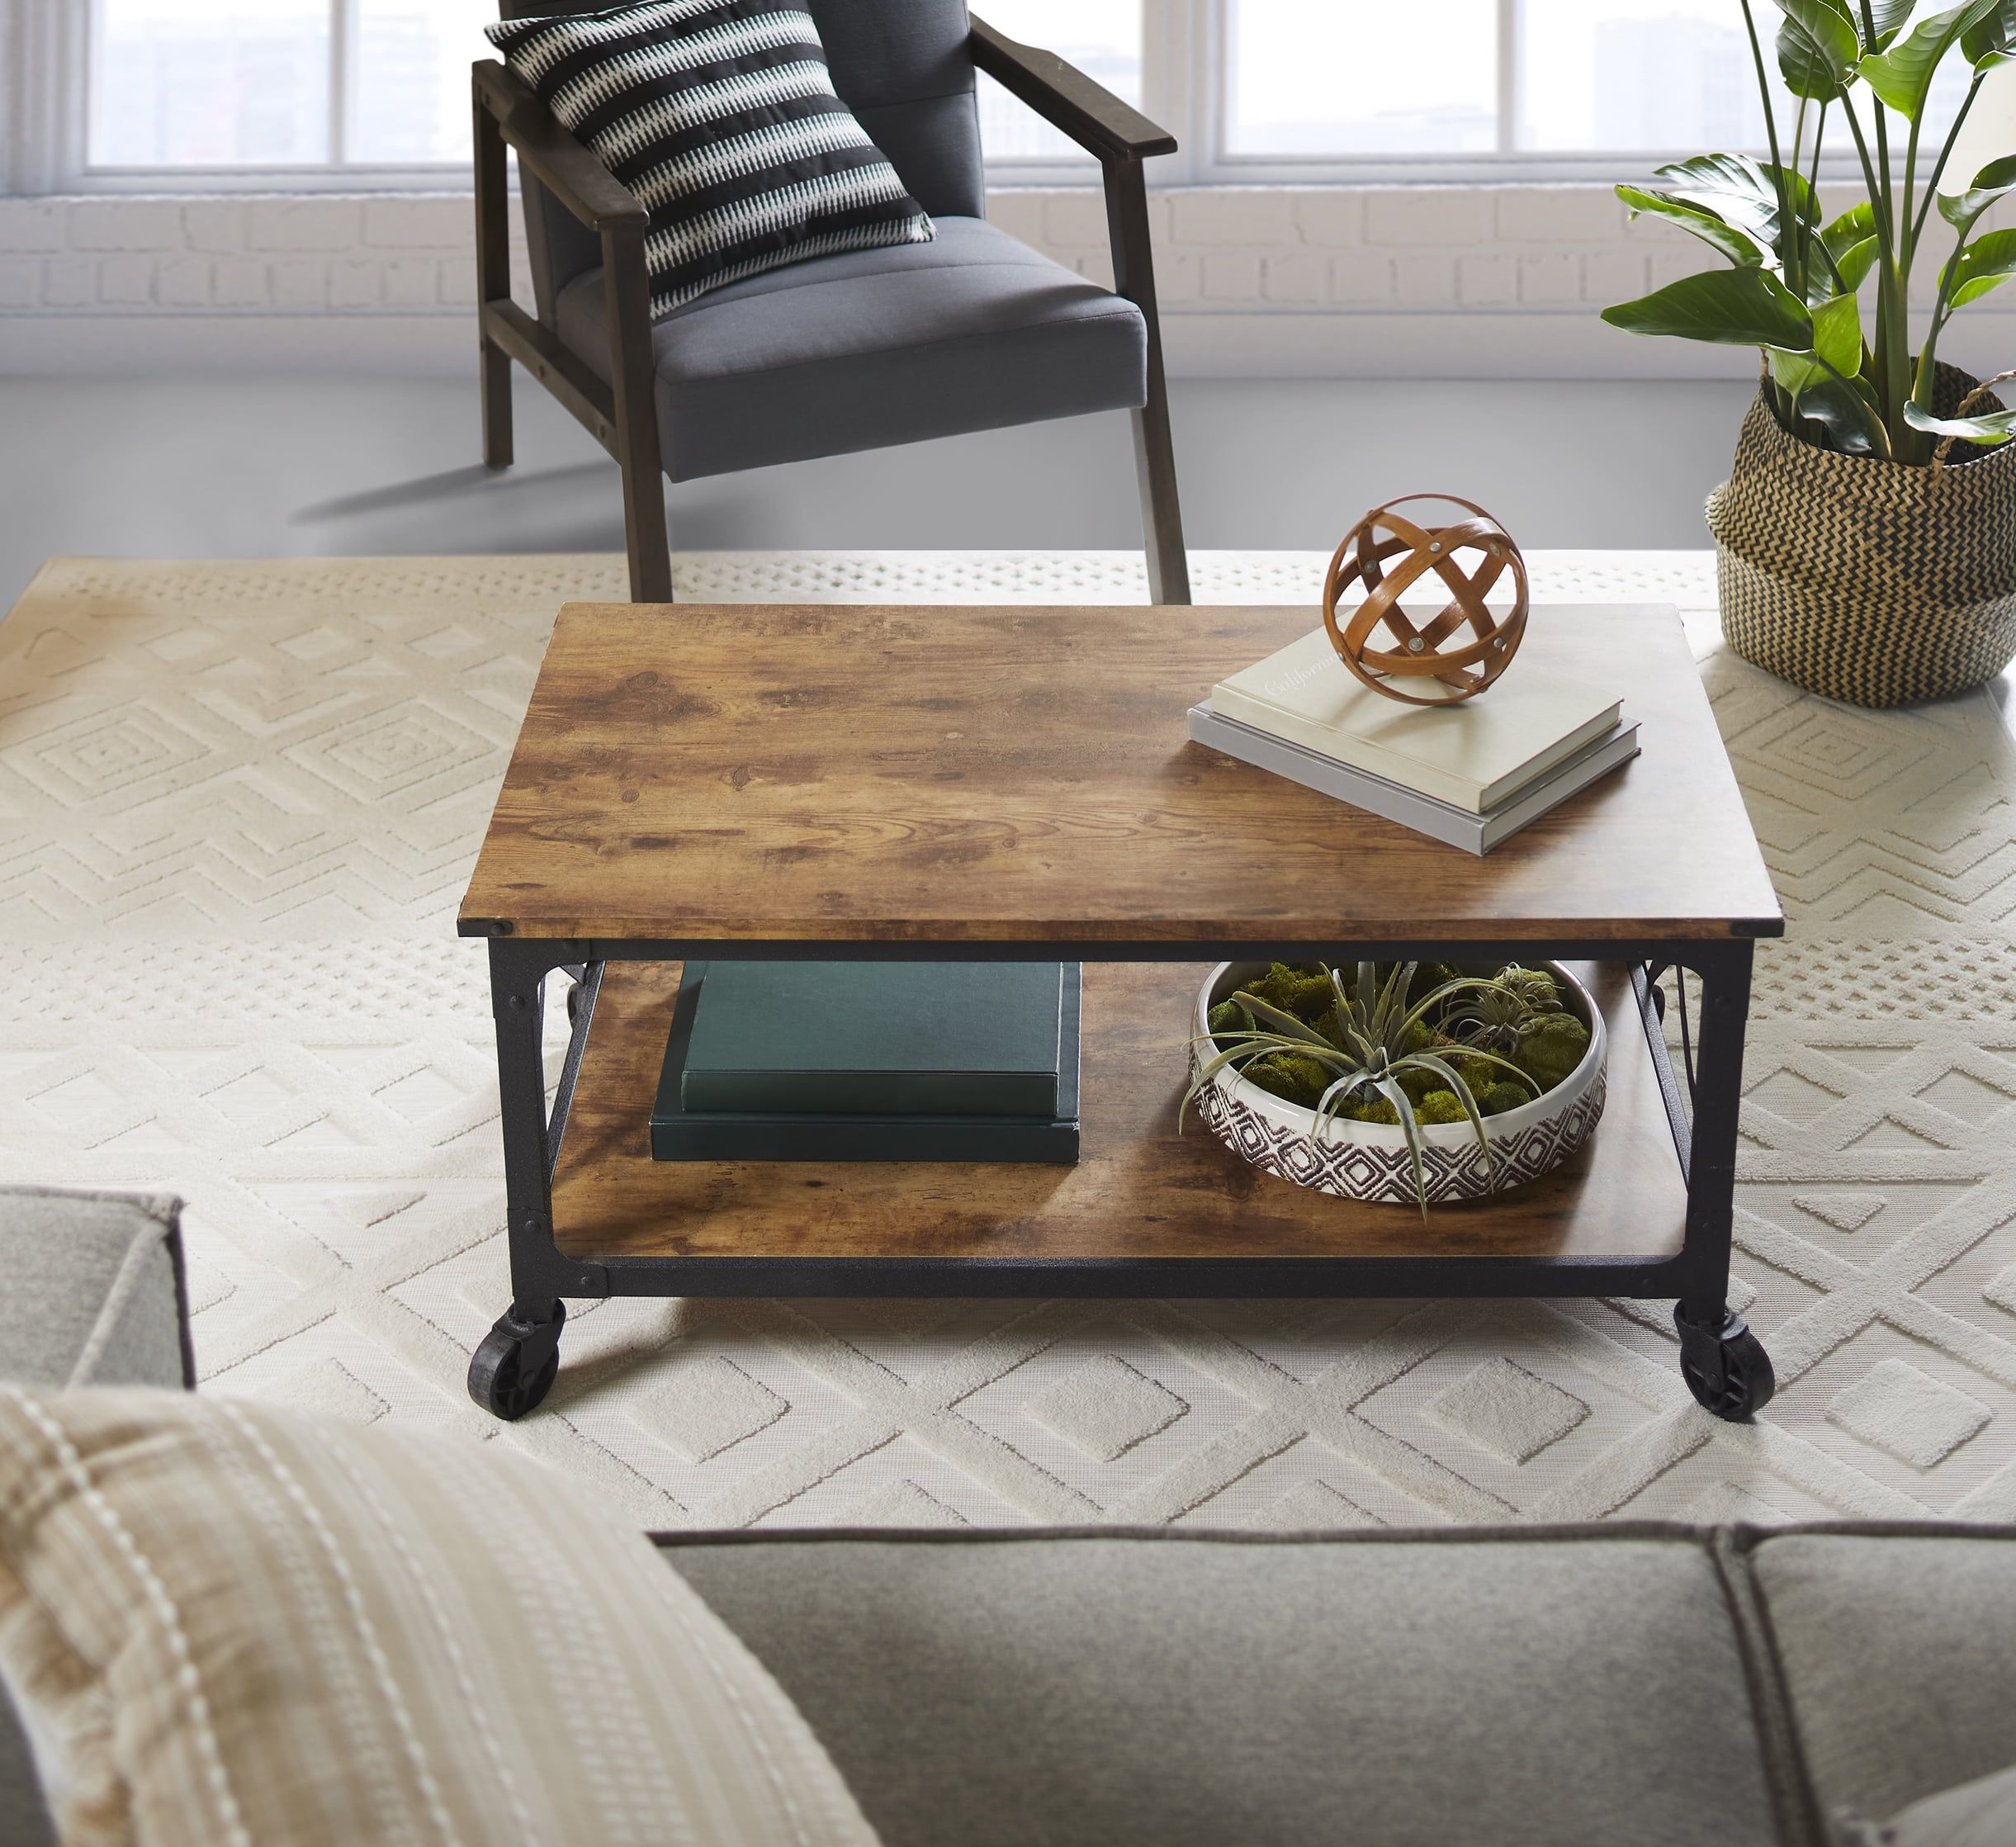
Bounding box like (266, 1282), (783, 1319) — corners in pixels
(1184, 961), (1531, 1217)
(1438, 964), (1563, 1056)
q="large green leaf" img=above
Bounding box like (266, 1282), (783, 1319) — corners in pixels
(1778, 15), (1853, 94)
(1939, 152), (2016, 229)
(1603, 266), (1815, 346)
(1867, 0), (1919, 49)
(1816, 201), (1881, 296)
(1860, 0), (2004, 119)
(1961, 0), (2016, 61)
(1653, 152), (1793, 250)
(1904, 398), (2016, 443)
(1810, 290), (1865, 371)
(1616, 186), (1770, 265)
(1944, 226), (2016, 305)
(1771, 356), (1887, 450)
(1766, 0), (1863, 95)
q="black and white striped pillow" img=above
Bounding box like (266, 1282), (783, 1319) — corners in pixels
(486, 0), (935, 320)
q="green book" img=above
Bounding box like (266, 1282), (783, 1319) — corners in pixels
(679, 960), (1064, 1119)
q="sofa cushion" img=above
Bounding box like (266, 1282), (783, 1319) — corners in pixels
(665, 1526), (1783, 1847)
(0, 1389), (882, 1847)
(554, 214), (1147, 479)
(0, 1187), (190, 1390)
(1749, 1530), (2016, 1826)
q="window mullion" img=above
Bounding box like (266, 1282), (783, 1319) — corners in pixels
(1498, 0), (1519, 155)
(329, 0), (352, 166)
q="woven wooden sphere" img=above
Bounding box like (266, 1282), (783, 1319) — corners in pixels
(1323, 494), (1530, 705)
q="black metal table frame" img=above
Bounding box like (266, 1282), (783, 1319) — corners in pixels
(466, 932), (1773, 1422)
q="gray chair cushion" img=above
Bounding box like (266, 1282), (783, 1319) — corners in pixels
(664, 1527), (1782, 1847)
(499, 0), (982, 315)
(1749, 1530), (2016, 1827)
(555, 215), (1147, 480)
(0, 1186), (192, 1390)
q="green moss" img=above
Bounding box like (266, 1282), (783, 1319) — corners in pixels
(1207, 998), (1248, 1045)
(1417, 1089), (1470, 1125)
(1479, 1080), (1536, 1116)
(1242, 1053), (1331, 1108)
(1348, 1096), (1401, 1125)
(1512, 1014), (1591, 1092)
(1244, 962), (1335, 1021)
(1397, 1067), (1442, 1104)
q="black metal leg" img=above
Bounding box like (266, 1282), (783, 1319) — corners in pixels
(1672, 942), (1775, 1419)
(470, 942), (603, 1418)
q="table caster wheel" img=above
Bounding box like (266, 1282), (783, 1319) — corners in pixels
(1676, 1305), (1775, 1421)
(468, 1300), (566, 1420)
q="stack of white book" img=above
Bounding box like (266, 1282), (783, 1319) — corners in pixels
(1189, 611), (1640, 854)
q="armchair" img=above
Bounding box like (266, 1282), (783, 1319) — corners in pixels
(473, 2), (1190, 604)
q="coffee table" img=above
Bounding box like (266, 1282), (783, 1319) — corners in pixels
(458, 599), (1782, 1422)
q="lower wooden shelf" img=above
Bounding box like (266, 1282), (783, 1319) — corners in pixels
(548, 961), (1688, 1267)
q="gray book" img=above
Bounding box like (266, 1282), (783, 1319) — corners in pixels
(1187, 704), (1640, 854)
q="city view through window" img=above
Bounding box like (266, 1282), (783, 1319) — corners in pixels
(86, 1), (1971, 175)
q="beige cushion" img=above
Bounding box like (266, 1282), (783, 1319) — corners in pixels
(1839, 1764), (2016, 1847)
(0, 1387), (880, 1847)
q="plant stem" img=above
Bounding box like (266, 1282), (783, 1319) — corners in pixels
(1791, 92), (1811, 296)
(1842, 92), (1914, 457)
(1739, 0), (1794, 419)
(1910, 73), (1984, 255)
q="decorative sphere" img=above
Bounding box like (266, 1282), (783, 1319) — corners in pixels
(1322, 494), (1529, 704)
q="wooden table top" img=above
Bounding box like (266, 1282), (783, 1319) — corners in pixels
(460, 601), (1781, 945)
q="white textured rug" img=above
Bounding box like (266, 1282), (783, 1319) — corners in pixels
(5, 551), (2016, 1530)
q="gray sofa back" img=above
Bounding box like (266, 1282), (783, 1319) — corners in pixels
(665, 1520), (2016, 1847)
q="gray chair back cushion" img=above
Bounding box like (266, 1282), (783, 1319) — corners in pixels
(495, 0), (982, 318)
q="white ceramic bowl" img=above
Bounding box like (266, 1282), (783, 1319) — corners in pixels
(1190, 959), (1608, 1205)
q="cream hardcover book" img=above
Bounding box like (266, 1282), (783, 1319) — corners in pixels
(1209, 614), (1624, 812)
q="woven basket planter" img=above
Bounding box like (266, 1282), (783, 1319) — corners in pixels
(1706, 364), (2016, 708)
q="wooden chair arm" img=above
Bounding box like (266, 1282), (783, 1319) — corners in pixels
(473, 59), (648, 232)
(967, 17), (1177, 162)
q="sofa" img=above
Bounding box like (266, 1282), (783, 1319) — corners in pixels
(4, 1185), (2013, 1847)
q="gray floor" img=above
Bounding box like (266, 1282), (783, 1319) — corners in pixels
(0, 373), (1753, 609)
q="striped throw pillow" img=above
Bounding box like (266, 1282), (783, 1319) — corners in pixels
(0, 1388), (883, 1847)
(486, 0), (935, 319)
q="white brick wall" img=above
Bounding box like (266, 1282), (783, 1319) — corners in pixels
(0, 186), (1714, 323)
(1, 185), (2009, 378)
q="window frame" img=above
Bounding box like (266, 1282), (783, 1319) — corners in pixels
(10, 0), (1886, 197)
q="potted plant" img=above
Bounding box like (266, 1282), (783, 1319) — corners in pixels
(1602, 0), (2016, 707)
(1185, 960), (1607, 1214)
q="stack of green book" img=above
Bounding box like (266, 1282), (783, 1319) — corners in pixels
(651, 961), (1081, 1163)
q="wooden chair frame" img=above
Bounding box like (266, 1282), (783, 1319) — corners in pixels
(471, 17), (1191, 606)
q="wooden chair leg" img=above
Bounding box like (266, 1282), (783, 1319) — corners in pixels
(1101, 153), (1190, 605)
(621, 458), (674, 604)
(480, 336), (514, 471)
(1133, 391), (1190, 607)
(602, 220), (673, 603)
(473, 80), (514, 471)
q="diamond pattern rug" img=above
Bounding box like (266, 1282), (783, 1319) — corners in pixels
(4, 550), (2014, 1529)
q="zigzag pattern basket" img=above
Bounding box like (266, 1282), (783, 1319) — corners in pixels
(1706, 365), (2016, 708)
(1190, 962), (1608, 1208)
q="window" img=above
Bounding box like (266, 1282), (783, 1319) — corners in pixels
(86, 0), (487, 177)
(1211, 0), (1975, 181)
(17, 0), (1979, 192)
